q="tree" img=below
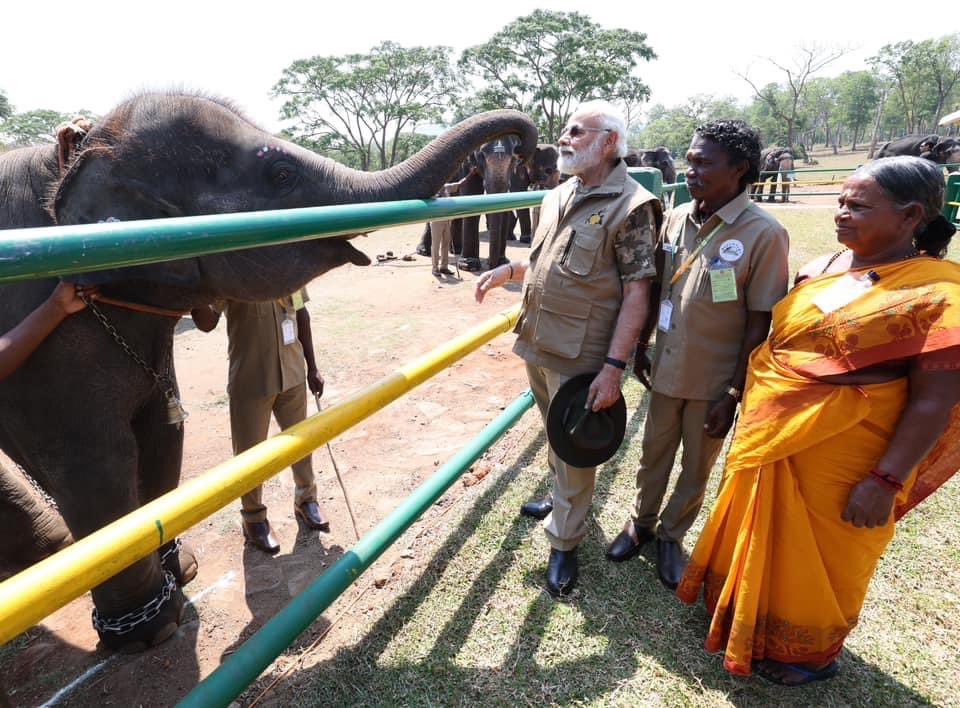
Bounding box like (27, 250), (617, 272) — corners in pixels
(0, 109), (75, 147)
(459, 10), (656, 142)
(637, 95), (745, 158)
(802, 77), (840, 151)
(869, 39), (951, 134)
(835, 71), (880, 150)
(0, 89), (12, 121)
(273, 42), (459, 171)
(738, 45), (847, 148)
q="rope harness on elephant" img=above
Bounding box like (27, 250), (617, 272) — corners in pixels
(91, 570), (177, 636)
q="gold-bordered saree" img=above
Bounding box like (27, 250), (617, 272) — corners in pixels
(676, 256), (960, 676)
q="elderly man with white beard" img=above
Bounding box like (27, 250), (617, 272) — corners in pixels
(475, 101), (662, 596)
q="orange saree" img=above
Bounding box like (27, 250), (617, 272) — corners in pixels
(676, 257), (960, 676)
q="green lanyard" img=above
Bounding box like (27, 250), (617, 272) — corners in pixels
(667, 219), (725, 294)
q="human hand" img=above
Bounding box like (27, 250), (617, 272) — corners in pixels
(633, 344), (652, 390)
(841, 478), (896, 528)
(474, 264), (512, 304)
(307, 368), (325, 397)
(704, 395), (737, 438)
(49, 281), (98, 315)
(586, 366), (623, 412)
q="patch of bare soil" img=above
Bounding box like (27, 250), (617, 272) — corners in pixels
(1, 223), (537, 707)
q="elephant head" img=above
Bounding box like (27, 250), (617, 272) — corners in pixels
(51, 93), (538, 305)
(522, 144), (560, 190)
(639, 147), (677, 184)
(932, 138), (960, 172)
(473, 135), (524, 268)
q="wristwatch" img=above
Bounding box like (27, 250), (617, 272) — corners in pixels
(725, 385), (742, 402)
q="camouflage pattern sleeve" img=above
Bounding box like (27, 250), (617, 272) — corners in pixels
(614, 202), (658, 282)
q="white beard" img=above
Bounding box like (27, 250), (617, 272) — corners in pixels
(557, 138), (603, 176)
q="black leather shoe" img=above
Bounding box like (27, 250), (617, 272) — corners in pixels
(242, 520), (280, 554)
(295, 501), (330, 531)
(605, 521), (655, 563)
(546, 547), (578, 597)
(656, 538), (686, 590)
(520, 496), (553, 520)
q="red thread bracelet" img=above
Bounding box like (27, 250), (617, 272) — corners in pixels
(869, 468), (904, 491)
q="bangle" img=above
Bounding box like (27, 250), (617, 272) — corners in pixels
(604, 356), (627, 370)
(507, 265), (514, 280)
(869, 468), (904, 491)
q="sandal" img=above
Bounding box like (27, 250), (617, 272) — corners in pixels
(754, 659), (839, 686)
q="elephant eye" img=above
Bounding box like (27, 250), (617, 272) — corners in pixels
(267, 159), (300, 191)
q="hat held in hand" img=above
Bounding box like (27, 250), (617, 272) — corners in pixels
(546, 373), (627, 467)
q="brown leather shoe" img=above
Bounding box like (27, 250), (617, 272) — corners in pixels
(295, 501), (330, 531)
(242, 520), (280, 554)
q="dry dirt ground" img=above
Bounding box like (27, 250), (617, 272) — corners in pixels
(0, 222), (538, 707)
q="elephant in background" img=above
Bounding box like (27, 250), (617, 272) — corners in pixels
(752, 147), (795, 203)
(0, 92), (537, 652)
(876, 134), (960, 173)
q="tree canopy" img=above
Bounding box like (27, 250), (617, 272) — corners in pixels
(459, 10), (656, 141)
(273, 41), (459, 171)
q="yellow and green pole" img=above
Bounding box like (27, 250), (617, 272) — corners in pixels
(0, 305), (520, 644)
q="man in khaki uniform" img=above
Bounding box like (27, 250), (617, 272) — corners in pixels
(606, 120), (789, 590)
(192, 289), (329, 554)
(476, 101), (661, 596)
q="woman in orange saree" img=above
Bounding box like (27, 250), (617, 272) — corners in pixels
(677, 156), (960, 685)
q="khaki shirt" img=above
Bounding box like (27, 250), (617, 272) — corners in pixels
(221, 288), (310, 398)
(513, 160), (661, 376)
(651, 191), (789, 400)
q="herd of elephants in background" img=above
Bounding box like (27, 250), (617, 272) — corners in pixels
(0, 90), (959, 664)
(417, 131), (960, 272)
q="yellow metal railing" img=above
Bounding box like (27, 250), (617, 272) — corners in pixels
(0, 305), (520, 644)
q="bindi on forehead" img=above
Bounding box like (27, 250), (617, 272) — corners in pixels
(255, 145), (287, 159)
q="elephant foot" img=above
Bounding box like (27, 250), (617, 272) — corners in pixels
(458, 257), (484, 272)
(486, 257), (511, 270)
(518, 234), (532, 244)
(415, 244), (430, 257)
(161, 538), (198, 587)
(93, 571), (185, 653)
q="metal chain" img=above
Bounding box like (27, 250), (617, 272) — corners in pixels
(91, 570), (177, 635)
(83, 298), (178, 400)
(159, 538), (182, 565)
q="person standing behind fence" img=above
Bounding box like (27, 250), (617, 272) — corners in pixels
(430, 169), (478, 277)
(191, 289), (329, 555)
(605, 120), (790, 591)
(475, 100), (661, 597)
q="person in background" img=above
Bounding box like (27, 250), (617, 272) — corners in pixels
(191, 288), (328, 554)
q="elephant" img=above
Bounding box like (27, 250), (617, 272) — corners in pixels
(751, 147), (795, 203)
(624, 146), (676, 205)
(516, 143), (560, 240)
(876, 134), (960, 172)
(0, 92), (537, 652)
(461, 135), (523, 271)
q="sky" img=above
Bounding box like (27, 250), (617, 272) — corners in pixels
(3, 1), (958, 134)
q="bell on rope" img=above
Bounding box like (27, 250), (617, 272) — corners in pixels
(164, 392), (189, 426)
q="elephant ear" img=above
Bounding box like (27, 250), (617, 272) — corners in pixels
(52, 147), (204, 292)
(52, 147), (185, 226)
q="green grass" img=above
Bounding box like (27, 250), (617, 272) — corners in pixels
(253, 210), (959, 707)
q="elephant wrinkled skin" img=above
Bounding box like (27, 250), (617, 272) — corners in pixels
(0, 93), (537, 652)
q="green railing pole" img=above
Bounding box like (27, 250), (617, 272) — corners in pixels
(178, 390), (535, 708)
(0, 192), (548, 283)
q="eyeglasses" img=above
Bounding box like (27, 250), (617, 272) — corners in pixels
(559, 124), (612, 139)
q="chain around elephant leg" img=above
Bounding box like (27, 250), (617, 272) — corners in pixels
(92, 570), (185, 653)
(160, 537), (198, 586)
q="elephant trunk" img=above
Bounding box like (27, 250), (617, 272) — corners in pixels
(332, 110), (538, 203)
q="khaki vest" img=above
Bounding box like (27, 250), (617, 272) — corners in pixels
(514, 161), (660, 375)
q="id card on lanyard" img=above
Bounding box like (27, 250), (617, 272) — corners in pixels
(658, 218), (725, 331)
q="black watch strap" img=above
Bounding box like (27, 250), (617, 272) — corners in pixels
(604, 356), (627, 370)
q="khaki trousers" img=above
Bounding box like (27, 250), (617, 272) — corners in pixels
(526, 362), (596, 551)
(632, 391), (724, 542)
(230, 382), (317, 522)
(431, 220), (451, 270)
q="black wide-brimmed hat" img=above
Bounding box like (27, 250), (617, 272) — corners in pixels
(546, 372), (627, 467)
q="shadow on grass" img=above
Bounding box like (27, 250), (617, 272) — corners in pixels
(259, 398), (932, 706)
